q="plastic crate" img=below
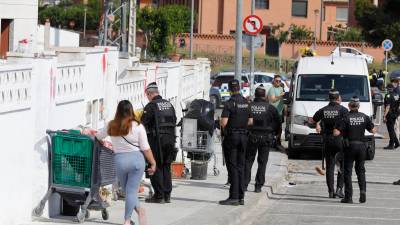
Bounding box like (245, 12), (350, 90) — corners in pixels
(52, 132), (93, 188)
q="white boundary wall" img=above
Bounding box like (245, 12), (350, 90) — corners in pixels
(0, 47), (210, 225)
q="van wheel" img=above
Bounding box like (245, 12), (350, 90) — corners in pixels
(366, 140), (375, 160)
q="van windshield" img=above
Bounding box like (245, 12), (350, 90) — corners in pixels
(296, 74), (370, 102)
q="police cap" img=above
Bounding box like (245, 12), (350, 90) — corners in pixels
(228, 79), (240, 92)
(390, 70), (400, 81)
(255, 84), (266, 98)
(350, 96), (360, 103)
(146, 82), (159, 93)
(328, 89), (340, 100)
(349, 96), (360, 108)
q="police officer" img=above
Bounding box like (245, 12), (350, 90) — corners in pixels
(334, 96), (376, 203)
(312, 89), (348, 198)
(244, 85), (280, 193)
(219, 79), (253, 206)
(142, 82), (177, 204)
(384, 84), (400, 149)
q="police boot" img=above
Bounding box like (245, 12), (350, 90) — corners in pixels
(164, 194), (171, 203)
(393, 179), (400, 185)
(254, 186), (262, 193)
(384, 145), (395, 150)
(395, 143), (400, 149)
(359, 192), (366, 203)
(219, 198), (239, 206)
(145, 196), (165, 204)
(329, 192), (335, 198)
(335, 188), (344, 198)
(341, 198), (353, 204)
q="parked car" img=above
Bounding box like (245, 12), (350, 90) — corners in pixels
(250, 72), (290, 93)
(331, 47), (374, 64)
(388, 55), (400, 64)
(209, 72), (250, 108)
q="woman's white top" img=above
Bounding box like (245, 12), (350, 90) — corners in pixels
(95, 121), (150, 153)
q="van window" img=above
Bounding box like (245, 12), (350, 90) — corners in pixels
(296, 74), (369, 102)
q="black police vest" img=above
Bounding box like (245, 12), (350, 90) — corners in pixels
(153, 98), (176, 131)
(389, 93), (400, 116)
(321, 104), (343, 134)
(345, 112), (368, 141)
(227, 95), (250, 130)
(250, 101), (272, 132)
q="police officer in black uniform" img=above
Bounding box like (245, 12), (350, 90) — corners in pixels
(312, 89), (348, 198)
(334, 96), (376, 204)
(142, 82), (177, 204)
(244, 85), (280, 193)
(219, 79), (253, 206)
(384, 84), (400, 149)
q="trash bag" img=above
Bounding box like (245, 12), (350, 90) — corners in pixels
(184, 99), (215, 136)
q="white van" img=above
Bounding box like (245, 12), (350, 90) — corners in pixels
(285, 56), (381, 159)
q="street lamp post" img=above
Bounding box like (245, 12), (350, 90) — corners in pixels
(190, 0), (194, 59)
(235, 0), (243, 81)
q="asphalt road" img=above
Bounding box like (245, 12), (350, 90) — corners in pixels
(250, 130), (400, 225)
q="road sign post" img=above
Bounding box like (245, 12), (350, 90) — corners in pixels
(382, 39), (393, 74)
(250, 0), (255, 98)
(243, 14), (263, 97)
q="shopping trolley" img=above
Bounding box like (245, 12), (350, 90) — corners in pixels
(32, 130), (116, 223)
(180, 118), (220, 179)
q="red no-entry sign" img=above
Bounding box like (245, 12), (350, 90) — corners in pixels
(243, 15), (263, 35)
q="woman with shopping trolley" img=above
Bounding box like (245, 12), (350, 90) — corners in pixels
(83, 100), (156, 225)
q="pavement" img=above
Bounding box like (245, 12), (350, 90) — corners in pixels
(250, 123), (400, 225)
(28, 137), (289, 225)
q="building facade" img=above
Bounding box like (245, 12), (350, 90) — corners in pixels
(0, 0), (39, 58)
(197, 0), (350, 41)
(140, 0), (353, 41)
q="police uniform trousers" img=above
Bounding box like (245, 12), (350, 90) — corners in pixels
(324, 135), (344, 193)
(149, 134), (175, 199)
(386, 115), (400, 146)
(343, 141), (367, 199)
(223, 130), (248, 200)
(244, 133), (270, 189)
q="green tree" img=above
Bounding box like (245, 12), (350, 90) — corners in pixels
(39, 4), (100, 30)
(158, 5), (191, 51)
(333, 26), (362, 42)
(289, 24), (313, 40)
(355, 0), (400, 55)
(137, 7), (169, 58)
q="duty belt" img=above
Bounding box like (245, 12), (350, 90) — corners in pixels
(227, 129), (248, 134)
(349, 140), (364, 144)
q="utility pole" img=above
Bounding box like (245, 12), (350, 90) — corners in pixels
(121, 0), (128, 53)
(128, 0), (137, 64)
(249, 0), (255, 95)
(235, 0), (243, 81)
(189, 0), (194, 59)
